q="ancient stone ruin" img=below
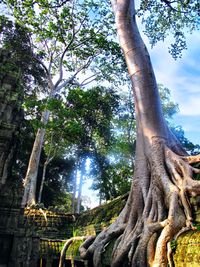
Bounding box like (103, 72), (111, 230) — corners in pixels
(0, 192), (200, 266)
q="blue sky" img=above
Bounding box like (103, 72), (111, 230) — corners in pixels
(144, 31), (200, 145)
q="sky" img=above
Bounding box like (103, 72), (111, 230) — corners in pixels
(144, 31), (200, 145)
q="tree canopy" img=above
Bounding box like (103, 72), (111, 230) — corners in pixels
(138, 0), (200, 58)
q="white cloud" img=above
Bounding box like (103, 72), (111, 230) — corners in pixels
(179, 97), (200, 116)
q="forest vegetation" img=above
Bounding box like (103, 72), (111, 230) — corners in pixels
(0, 0), (200, 266)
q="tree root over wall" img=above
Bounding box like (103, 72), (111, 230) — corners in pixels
(79, 0), (200, 265)
(79, 139), (200, 267)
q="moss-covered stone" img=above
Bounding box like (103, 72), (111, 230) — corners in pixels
(3, 193), (200, 266)
(173, 230), (200, 266)
(65, 239), (83, 260)
(23, 208), (75, 239)
(40, 239), (66, 257)
(74, 194), (128, 236)
(40, 238), (86, 262)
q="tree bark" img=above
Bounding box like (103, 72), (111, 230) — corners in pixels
(21, 110), (50, 207)
(37, 132), (55, 204)
(59, 236), (90, 267)
(37, 159), (48, 204)
(80, 0), (200, 266)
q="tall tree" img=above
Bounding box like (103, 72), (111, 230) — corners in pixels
(24, 85), (119, 207)
(64, 86), (119, 210)
(37, 130), (60, 204)
(5, 0), (126, 206)
(80, 0), (200, 266)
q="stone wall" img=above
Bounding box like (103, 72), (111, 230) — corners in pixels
(0, 49), (25, 267)
(74, 194), (128, 236)
(173, 230), (200, 267)
(0, 50), (23, 192)
(22, 208), (75, 239)
(27, 194), (200, 267)
(0, 207), (76, 266)
(1, 193), (200, 266)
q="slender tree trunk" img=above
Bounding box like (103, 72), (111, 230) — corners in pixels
(38, 161), (48, 204)
(21, 110), (50, 207)
(72, 164), (78, 213)
(80, 1), (200, 266)
(37, 155), (54, 204)
(38, 131), (55, 204)
(37, 159), (48, 204)
(77, 158), (86, 214)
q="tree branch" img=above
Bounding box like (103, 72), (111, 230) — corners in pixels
(182, 154), (200, 164)
(160, 0), (189, 14)
(54, 2), (76, 89)
(55, 56), (95, 92)
(35, 57), (54, 91)
(32, 0), (70, 9)
(80, 72), (101, 86)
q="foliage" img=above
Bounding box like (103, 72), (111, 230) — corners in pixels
(170, 239), (177, 253)
(79, 2), (200, 266)
(158, 84), (179, 121)
(20, 86), (120, 207)
(89, 89), (135, 201)
(12, 121), (37, 181)
(138, 0), (200, 58)
(3, 0), (199, 211)
(2, 0), (129, 207)
(64, 86), (119, 148)
(12, 119), (75, 208)
(0, 15), (46, 87)
(4, 0), (127, 89)
(24, 86), (120, 155)
(172, 125), (200, 155)
(91, 155), (132, 201)
(38, 156), (75, 208)
(90, 84), (181, 201)
(112, 88), (136, 160)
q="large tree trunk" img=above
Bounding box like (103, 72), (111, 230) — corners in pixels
(21, 110), (50, 207)
(80, 0), (200, 266)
